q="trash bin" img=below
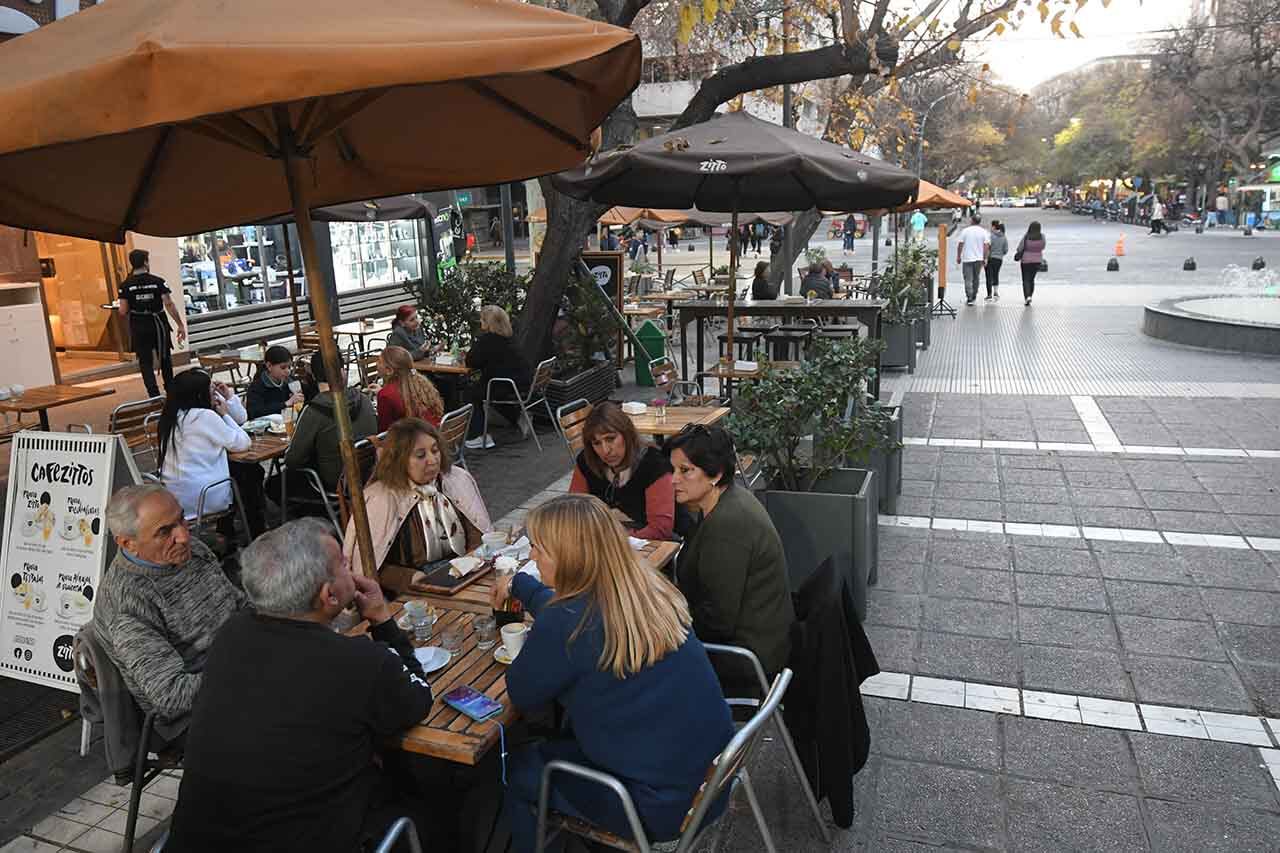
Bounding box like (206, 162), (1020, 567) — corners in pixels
(634, 319), (666, 386)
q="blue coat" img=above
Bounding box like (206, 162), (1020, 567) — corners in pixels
(508, 573), (733, 819)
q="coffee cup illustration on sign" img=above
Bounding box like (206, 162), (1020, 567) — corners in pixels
(60, 519), (79, 541)
(8, 575), (47, 612)
(59, 590), (92, 619)
(34, 493), (54, 541)
(20, 513), (37, 538)
(78, 517), (100, 546)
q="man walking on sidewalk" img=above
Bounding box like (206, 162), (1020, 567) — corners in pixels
(119, 249), (186, 399)
(956, 214), (990, 306)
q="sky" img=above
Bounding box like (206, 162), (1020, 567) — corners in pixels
(973, 0), (1196, 91)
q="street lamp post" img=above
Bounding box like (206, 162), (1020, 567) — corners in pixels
(916, 92), (955, 177)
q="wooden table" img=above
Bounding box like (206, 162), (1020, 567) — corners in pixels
(623, 305), (664, 320)
(627, 405), (728, 437)
(0, 384), (115, 430)
(230, 432), (290, 512)
(413, 358), (477, 377)
(676, 298), (886, 399)
(334, 317), (394, 355)
(388, 539), (680, 765)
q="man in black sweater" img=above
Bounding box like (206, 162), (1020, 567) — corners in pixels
(167, 518), (434, 852)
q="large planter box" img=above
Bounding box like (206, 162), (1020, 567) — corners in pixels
(867, 405), (903, 517)
(912, 308), (931, 350)
(881, 321), (917, 373)
(761, 467), (878, 621)
(545, 362), (616, 413)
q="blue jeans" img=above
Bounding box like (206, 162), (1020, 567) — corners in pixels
(503, 739), (694, 853)
(842, 231), (855, 250)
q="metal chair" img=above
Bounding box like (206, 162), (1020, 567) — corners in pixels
(357, 349), (384, 388)
(663, 268), (676, 290)
(649, 357), (712, 407)
(86, 396), (165, 472)
(438, 403), (473, 469)
(336, 438), (382, 528)
(482, 356), (556, 452)
(375, 817), (424, 853)
(286, 467), (343, 536)
(556, 398), (593, 465)
(704, 644), (829, 842)
(692, 268), (707, 288)
(534, 669), (792, 853)
(73, 629), (181, 853)
(735, 451), (764, 489)
(190, 476), (252, 547)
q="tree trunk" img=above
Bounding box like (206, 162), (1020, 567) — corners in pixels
(515, 101), (638, 366)
(768, 207), (822, 290)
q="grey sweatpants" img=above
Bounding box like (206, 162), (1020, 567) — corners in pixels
(962, 261), (984, 302)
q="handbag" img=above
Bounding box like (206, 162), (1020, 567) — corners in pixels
(1013, 250), (1023, 262)
(1038, 259), (1048, 272)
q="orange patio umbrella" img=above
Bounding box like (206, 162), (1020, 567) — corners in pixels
(0, 0), (639, 573)
(891, 180), (971, 212)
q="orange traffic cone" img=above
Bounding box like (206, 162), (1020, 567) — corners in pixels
(1115, 234), (1126, 256)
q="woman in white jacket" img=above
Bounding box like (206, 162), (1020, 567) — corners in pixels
(157, 369), (253, 531)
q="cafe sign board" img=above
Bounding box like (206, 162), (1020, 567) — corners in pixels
(0, 432), (139, 693)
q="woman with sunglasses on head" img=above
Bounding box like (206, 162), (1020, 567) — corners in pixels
(344, 417), (491, 597)
(568, 402), (675, 540)
(665, 425), (794, 686)
(491, 494), (733, 853)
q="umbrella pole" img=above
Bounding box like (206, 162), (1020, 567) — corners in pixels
(726, 209), (738, 361)
(281, 226), (303, 346)
(275, 109), (378, 579)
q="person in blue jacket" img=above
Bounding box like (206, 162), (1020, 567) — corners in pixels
(491, 494), (733, 852)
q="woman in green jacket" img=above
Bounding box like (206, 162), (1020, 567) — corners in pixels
(665, 425), (794, 684)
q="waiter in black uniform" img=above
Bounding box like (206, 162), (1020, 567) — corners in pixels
(118, 249), (187, 398)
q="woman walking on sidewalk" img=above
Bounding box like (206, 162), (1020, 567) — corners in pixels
(985, 221), (1008, 301)
(1015, 221), (1046, 306)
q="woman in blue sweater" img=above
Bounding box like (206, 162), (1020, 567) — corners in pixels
(492, 494), (733, 852)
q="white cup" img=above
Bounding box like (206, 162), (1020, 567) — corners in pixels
(0, 387), (10, 400)
(482, 531), (507, 556)
(501, 623), (527, 658)
(9, 384), (23, 398)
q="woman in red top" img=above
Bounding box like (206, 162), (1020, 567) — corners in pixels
(376, 345), (445, 431)
(568, 402), (675, 540)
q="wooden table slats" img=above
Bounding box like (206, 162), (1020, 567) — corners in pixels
(413, 359), (478, 377)
(387, 539), (679, 764)
(229, 432), (289, 463)
(0, 384), (115, 429)
(626, 405), (728, 437)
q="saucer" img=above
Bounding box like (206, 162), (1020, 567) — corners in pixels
(494, 646), (520, 665)
(414, 646), (451, 674)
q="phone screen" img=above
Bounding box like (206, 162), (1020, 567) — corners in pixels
(443, 685), (503, 722)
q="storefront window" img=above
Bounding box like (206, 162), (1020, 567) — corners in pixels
(176, 217), (423, 315)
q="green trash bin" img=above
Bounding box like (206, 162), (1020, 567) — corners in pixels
(634, 319), (667, 387)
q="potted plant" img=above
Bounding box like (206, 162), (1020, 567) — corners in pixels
(419, 260), (527, 348)
(874, 245), (933, 373)
(546, 273), (621, 410)
(727, 337), (898, 619)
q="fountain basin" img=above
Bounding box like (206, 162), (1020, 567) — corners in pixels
(1143, 294), (1280, 355)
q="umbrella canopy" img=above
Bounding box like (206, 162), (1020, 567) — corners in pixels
(0, 0), (638, 578)
(552, 110), (917, 213)
(0, 0), (640, 242)
(891, 180), (970, 212)
(260, 195), (436, 225)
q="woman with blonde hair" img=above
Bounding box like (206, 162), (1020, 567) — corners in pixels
(493, 493), (732, 852)
(343, 417), (491, 596)
(376, 345), (444, 430)
(464, 304), (531, 449)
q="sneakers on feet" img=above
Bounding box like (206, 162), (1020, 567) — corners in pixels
(1024, 298), (1031, 306)
(983, 296), (993, 301)
(465, 434), (496, 450)
(994, 289), (1000, 300)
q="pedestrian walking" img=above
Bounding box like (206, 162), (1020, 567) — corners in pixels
(985, 221), (1007, 301)
(909, 209), (927, 244)
(751, 222), (763, 254)
(955, 214), (990, 306)
(843, 214), (857, 254)
(1014, 221), (1046, 306)
(768, 226), (783, 258)
(119, 248), (187, 398)
(1149, 197), (1167, 235)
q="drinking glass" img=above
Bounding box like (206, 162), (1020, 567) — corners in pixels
(410, 606), (434, 643)
(441, 625), (464, 654)
(474, 616), (497, 650)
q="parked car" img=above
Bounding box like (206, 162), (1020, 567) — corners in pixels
(997, 197), (1013, 207)
(1011, 197), (1026, 208)
(1023, 197), (1040, 207)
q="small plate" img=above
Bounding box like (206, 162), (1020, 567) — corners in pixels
(493, 646), (519, 665)
(414, 645), (451, 674)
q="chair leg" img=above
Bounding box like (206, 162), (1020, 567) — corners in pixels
(739, 769), (777, 853)
(79, 719), (91, 758)
(125, 718), (153, 853)
(772, 711), (830, 841)
(524, 406), (542, 452)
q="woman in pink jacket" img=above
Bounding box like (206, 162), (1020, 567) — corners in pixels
(344, 418), (492, 596)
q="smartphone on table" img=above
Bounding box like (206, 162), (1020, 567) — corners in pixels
(442, 685), (503, 722)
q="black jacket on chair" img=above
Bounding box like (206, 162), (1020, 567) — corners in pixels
(782, 557), (879, 828)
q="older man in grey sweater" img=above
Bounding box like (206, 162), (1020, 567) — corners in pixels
(95, 484), (247, 740)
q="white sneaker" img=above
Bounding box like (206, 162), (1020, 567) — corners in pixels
(994, 289), (1000, 301)
(983, 295), (993, 301)
(519, 418), (533, 438)
(465, 434), (496, 450)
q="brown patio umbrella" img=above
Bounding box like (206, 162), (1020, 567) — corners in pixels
(0, 0), (639, 574)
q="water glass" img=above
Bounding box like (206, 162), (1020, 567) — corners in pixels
(474, 616), (497, 650)
(411, 607), (434, 644)
(441, 625), (464, 654)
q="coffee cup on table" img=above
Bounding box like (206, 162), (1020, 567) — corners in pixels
(481, 531), (507, 557)
(500, 623), (527, 658)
